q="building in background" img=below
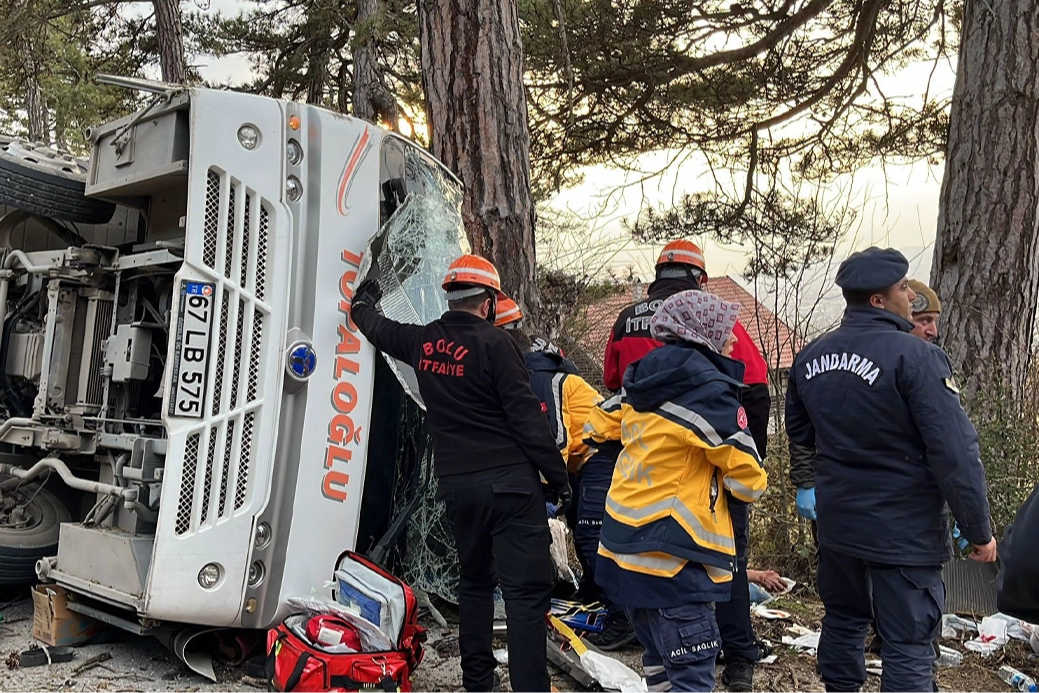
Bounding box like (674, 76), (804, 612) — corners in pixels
(574, 277), (802, 420)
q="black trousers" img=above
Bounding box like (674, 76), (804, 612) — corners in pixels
(717, 498), (758, 663)
(715, 382), (771, 664)
(439, 465), (554, 692)
(817, 547), (943, 692)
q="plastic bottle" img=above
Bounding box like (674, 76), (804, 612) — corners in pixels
(998, 665), (1038, 692)
(936, 645), (963, 668)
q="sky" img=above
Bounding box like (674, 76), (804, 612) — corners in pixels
(185, 0), (955, 312)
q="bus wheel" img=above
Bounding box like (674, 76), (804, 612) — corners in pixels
(0, 476), (70, 585)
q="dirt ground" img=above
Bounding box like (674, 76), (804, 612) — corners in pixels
(3, 586), (1036, 692)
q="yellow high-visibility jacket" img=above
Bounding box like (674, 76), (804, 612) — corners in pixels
(584, 341), (768, 602)
(525, 349), (602, 472)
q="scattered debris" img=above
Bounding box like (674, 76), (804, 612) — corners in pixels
(549, 615), (646, 692)
(18, 645), (76, 668)
(966, 616), (1010, 657)
(241, 675), (267, 689)
(937, 645), (964, 668)
(72, 652), (113, 675)
(432, 635), (460, 659)
(781, 627), (822, 656)
(752, 606), (792, 620)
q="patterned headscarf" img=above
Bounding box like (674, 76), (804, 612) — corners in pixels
(650, 290), (740, 353)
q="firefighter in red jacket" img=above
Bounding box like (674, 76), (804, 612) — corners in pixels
(598, 240), (770, 689)
(351, 255), (570, 693)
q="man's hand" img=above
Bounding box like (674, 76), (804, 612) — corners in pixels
(552, 481), (573, 517)
(795, 487), (817, 521)
(748, 569), (787, 593)
(969, 537), (997, 563)
(353, 278), (383, 307)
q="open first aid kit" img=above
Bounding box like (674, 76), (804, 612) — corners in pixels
(267, 552), (426, 692)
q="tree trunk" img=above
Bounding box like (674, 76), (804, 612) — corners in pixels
(931, 0), (1039, 404)
(418, 0), (539, 311)
(352, 0), (398, 127)
(305, 40), (329, 105)
(22, 42), (50, 144)
(153, 0), (186, 84)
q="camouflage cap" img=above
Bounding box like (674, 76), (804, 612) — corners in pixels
(908, 279), (941, 314)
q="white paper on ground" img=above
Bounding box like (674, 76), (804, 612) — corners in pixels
(752, 605), (792, 620)
(781, 631), (821, 654)
(964, 615), (1009, 657)
(988, 612), (1037, 643)
(493, 648), (509, 665)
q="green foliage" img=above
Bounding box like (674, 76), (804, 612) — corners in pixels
(190, 0), (423, 119)
(625, 181), (855, 279)
(966, 379), (1039, 536)
(749, 430), (818, 587)
(0, 1), (144, 153)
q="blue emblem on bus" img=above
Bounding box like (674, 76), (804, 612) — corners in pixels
(288, 343), (317, 379)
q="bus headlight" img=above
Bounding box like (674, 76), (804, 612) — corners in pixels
(237, 125), (260, 150)
(198, 563), (222, 589)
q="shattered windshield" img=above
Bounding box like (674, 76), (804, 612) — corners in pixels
(359, 137), (470, 408)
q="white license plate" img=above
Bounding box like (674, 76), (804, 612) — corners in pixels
(169, 281), (215, 418)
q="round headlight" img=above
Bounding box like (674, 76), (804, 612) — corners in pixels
(198, 563), (222, 589)
(248, 561), (266, 587)
(287, 140), (303, 166)
(237, 125), (260, 150)
(254, 522), (272, 549)
(286, 176), (303, 202)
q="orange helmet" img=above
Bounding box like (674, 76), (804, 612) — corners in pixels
(494, 297), (523, 329)
(656, 240), (706, 272)
(442, 254), (504, 296)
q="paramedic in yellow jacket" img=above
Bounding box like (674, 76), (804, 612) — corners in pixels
(496, 296), (601, 552)
(585, 289), (768, 692)
(495, 297), (600, 472)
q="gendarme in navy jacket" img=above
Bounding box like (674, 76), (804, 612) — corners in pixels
(352, 304), (568, 488)
(785, 305), (992, 566)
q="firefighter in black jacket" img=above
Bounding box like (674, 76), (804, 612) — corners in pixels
(351, 254), (571, 693)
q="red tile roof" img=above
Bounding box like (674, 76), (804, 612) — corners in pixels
(576, 277), (802, 373)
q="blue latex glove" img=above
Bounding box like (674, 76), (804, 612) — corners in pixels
(796, 487), (817, 520)
(951, 523), (969, 551)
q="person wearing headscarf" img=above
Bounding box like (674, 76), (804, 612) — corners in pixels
(583, 290), (768, 692)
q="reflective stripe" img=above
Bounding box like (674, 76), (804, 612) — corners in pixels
(496, 304), (521, 321)
(660, 248), (705, 264)
(451, 266), (500, 283)
(445, 286), (487, 301)
(660, 401), (722, 445)
(648, 679), (672, 693)
(731, 430), (760, 456)
(606, 495), (736, 551)
(644, 665), (670, 692)
(601, 392), (624, 412)
(723, 475), (764, 501)
(551, 372), (567, 449)
(598, 544), (685, 576)
(660, 401), (761, 459)
(704, 564), (733, 581)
